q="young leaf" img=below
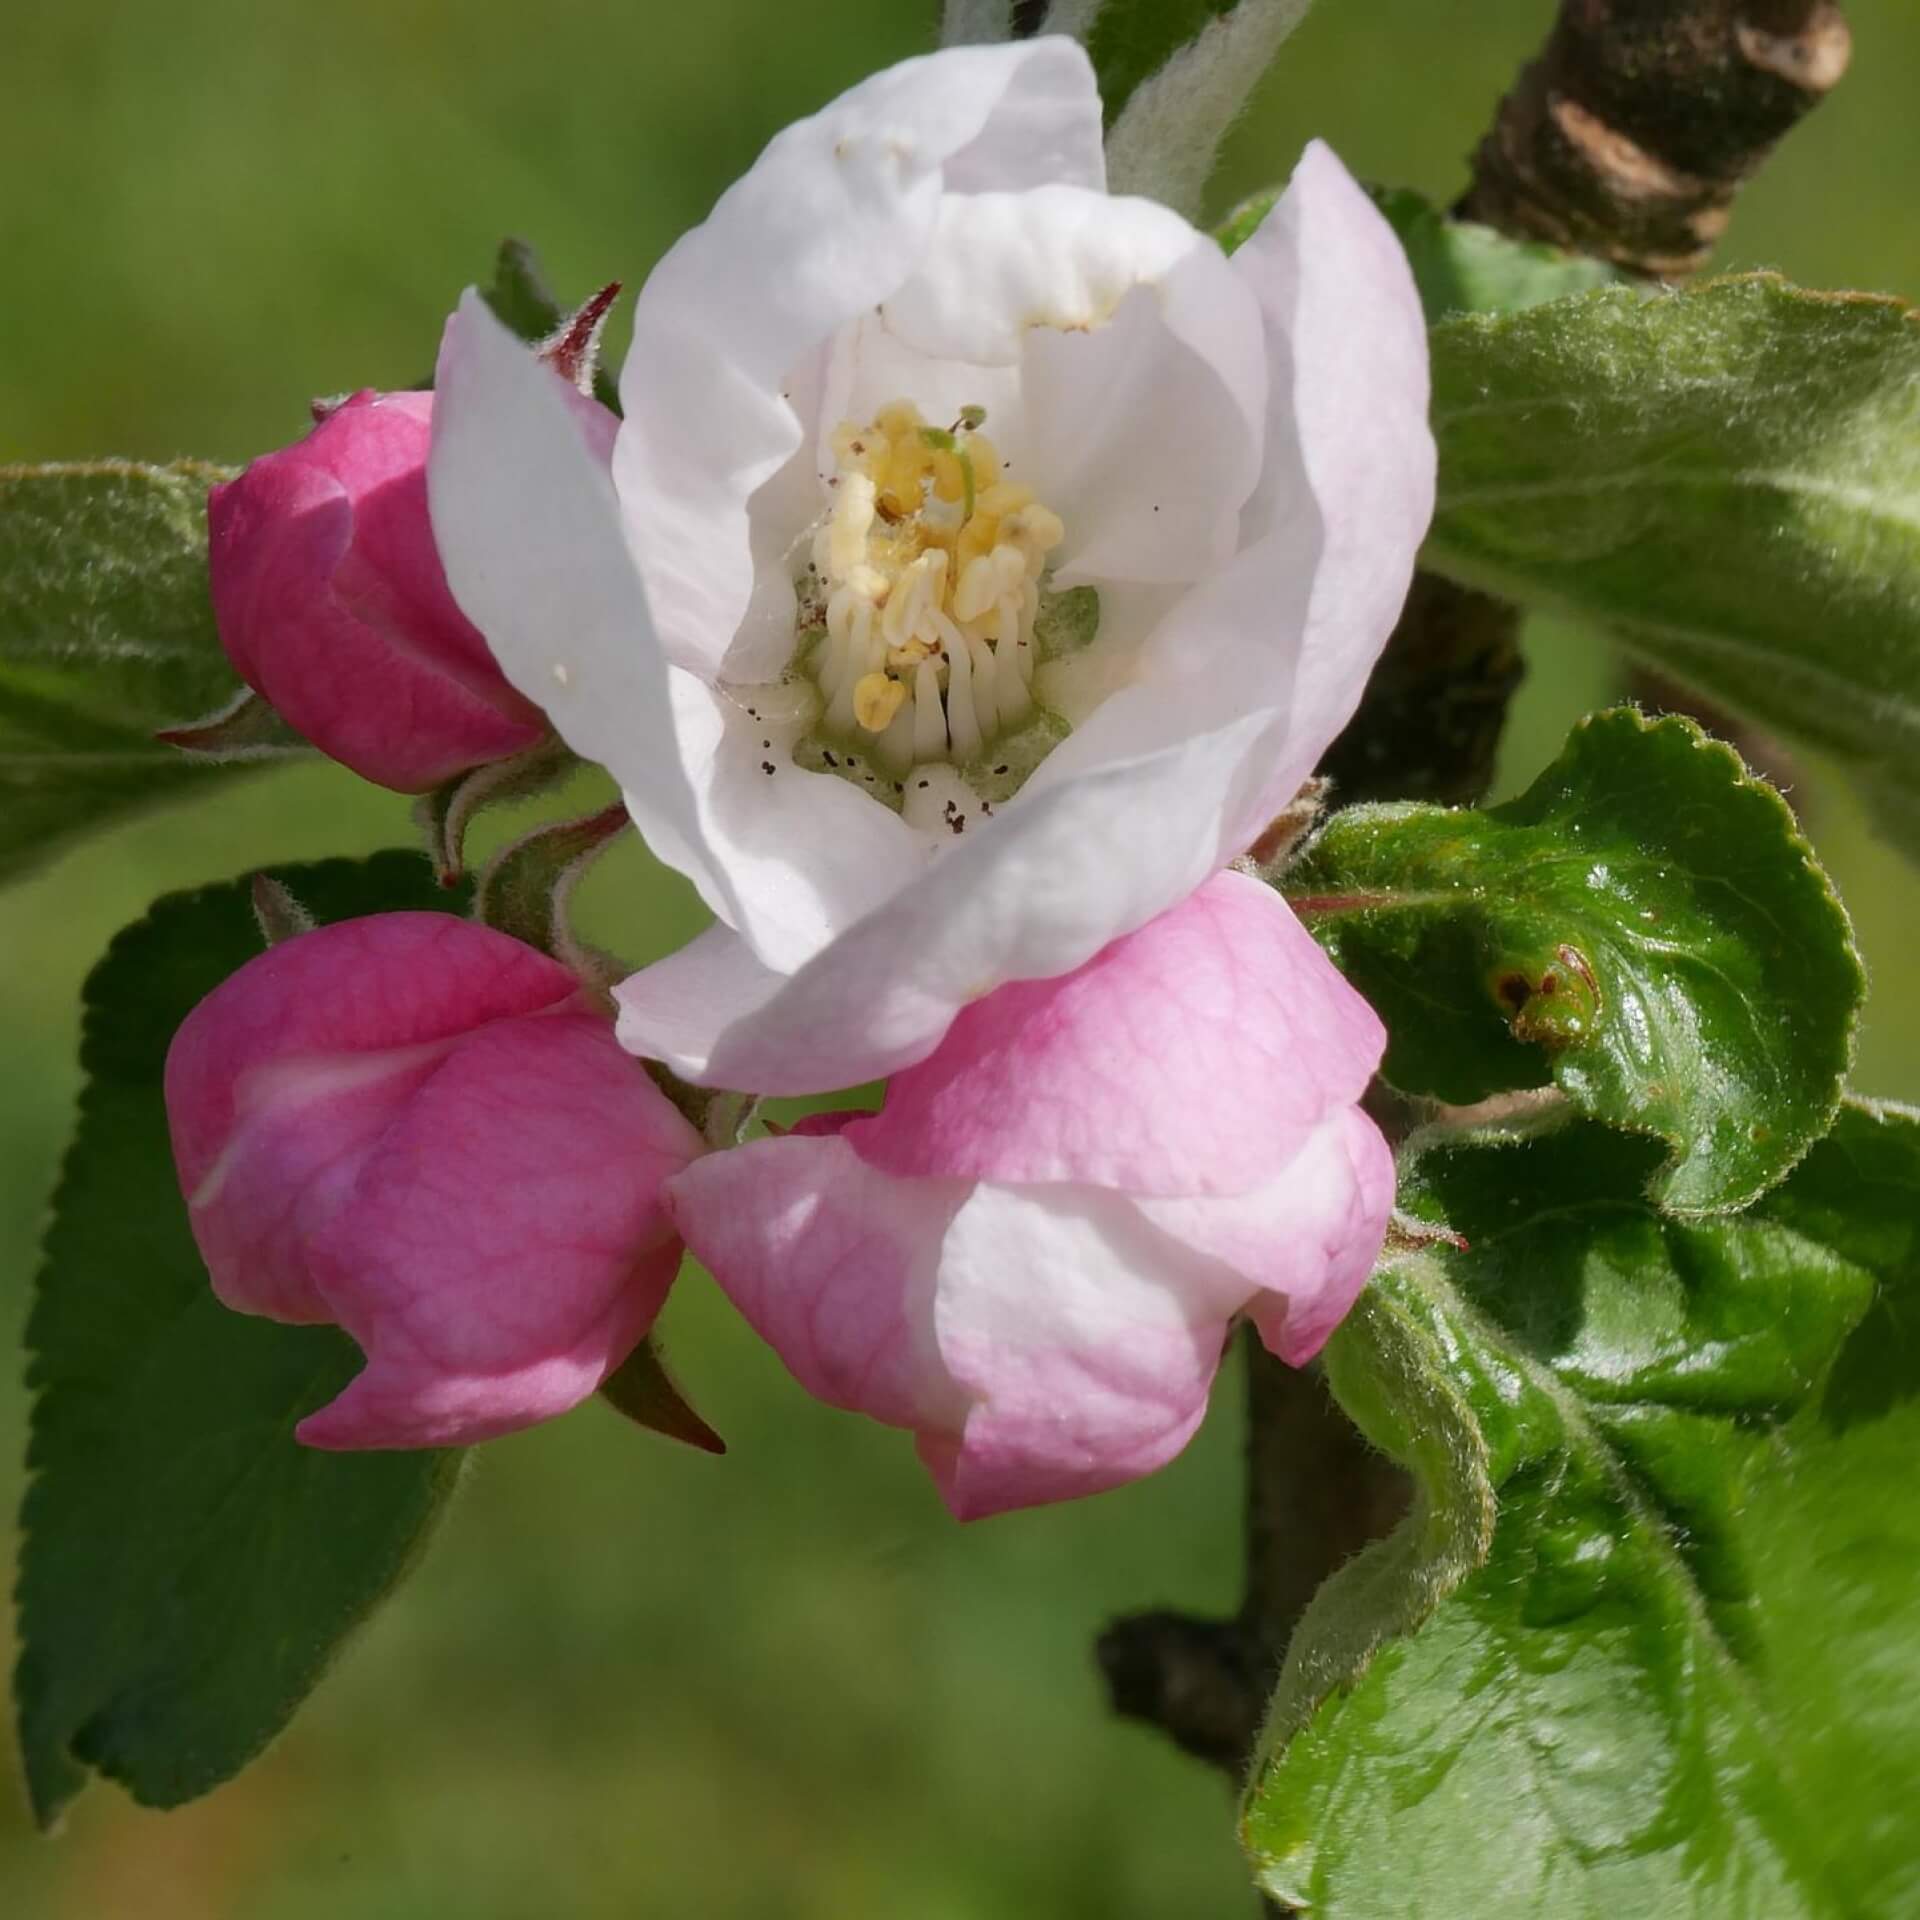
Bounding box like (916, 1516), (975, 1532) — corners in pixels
(479, 238), (621, 414)
(15, 850), (466, 1825)
(1289, 709), (1862, 1213)
(1423, 275), (1920, 858)
(0, 460), (297, 890)
(1243, 1104), (1920, 1918)
(1101, 2), (1313, 215)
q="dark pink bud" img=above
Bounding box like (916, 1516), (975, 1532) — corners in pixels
(164, 911), (705, 1448)
(208, 391), (550, 792)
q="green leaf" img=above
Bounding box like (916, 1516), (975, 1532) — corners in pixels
(15, 850), (465, 1825)
(0, 460), (297, 890)
(1423, 275), (1920, 856)
(1372, 186), (1623, 322)
(482, 237), (569, 342)
(1084, 1), (1236, 126)
(1243, 1103), (1920, 1917)
(1289, 709), (1862, 1213)
(1099, 2), (1311, 216)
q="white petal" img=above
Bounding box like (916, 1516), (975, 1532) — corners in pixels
(429, 294), (727, 922)
(678, 676), (923, 967)
(615, 38), (1102, 685)
(432, 297), (917, 970)
(1030, 141), (1434, 852)
(922, 1178), (1247, 1516)
(1214, 140), (1435, 835)
(617, 713), (1272, 1092)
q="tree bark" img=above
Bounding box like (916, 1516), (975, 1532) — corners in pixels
(1464, 0), (1852, 280)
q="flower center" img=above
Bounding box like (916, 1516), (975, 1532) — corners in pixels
(797, 400), (1065, 777)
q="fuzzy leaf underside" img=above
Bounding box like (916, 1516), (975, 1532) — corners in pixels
(1423, 275), (1920, 858)
(0, 459), (285, 889)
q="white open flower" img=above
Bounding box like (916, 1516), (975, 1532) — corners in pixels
(429, 36), (1433, 1095)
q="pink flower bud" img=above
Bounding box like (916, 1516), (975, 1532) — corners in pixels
(208, 391), (551, 792)
(666, 872), (1394, 1519)
(165, 911), (705, 1448)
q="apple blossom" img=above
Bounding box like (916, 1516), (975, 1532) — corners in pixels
(665, 872), (1393, 1519)
(207, 390), (556, 792)
(428, 35), (1433, 1096)
(164, 910), (704, 1448)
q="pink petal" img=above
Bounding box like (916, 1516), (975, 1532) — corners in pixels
(667, 1133), (1245, 1520)
(846, 870), (1384, 1197)
(1135, 1103), (1396, 1368)
(209, 391), (549, 792)
(297, 1010), (699, 1448)
(165, 913), (704, 1448)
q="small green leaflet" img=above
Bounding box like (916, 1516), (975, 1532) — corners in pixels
(480, 237), (622, 413)
(1423, 274), (1920, 860)
(1289, 710), (1862, 1213)
(15, 851), (465, 1824)
(1243, 1104), (1920, 1918)
(0, 460), (298, 890)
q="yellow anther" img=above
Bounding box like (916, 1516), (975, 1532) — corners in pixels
(1004, 502), (1065, 554)
(953, 554), (1001, 624)
(832, 421), (888, 475)
(879, 439), (936, 518)
(853, 672), (908, 732)
(974, 483), (1034, 519)
(874, 401), (926, 440)
(928, 448), (968, 505)
(888, 640), (932, 670)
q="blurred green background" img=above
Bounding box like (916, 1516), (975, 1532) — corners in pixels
(4, 2), (1917, 1914)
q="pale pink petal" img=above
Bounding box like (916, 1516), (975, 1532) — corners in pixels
(667, 1134), (1246, 1520)
(666, 1132), (971, 1436)
(1222, 139), (1436, 834)
(1135, 1103), (1395, 1367)
(846, 870), (1383, 1195)
(614, 711), (1273, 1092)
(920, 1180), (1245, 1519)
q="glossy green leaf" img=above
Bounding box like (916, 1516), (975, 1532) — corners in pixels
(15, 851), (465, 1824)
(0, 460), (298, 890)
(1243, 1104), (1920, 1917)
(1289, 709), (1862, 1212)
(1423, 275), (1920, 857)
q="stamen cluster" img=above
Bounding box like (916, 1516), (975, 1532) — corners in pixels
(803, 400), (1065, 775)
